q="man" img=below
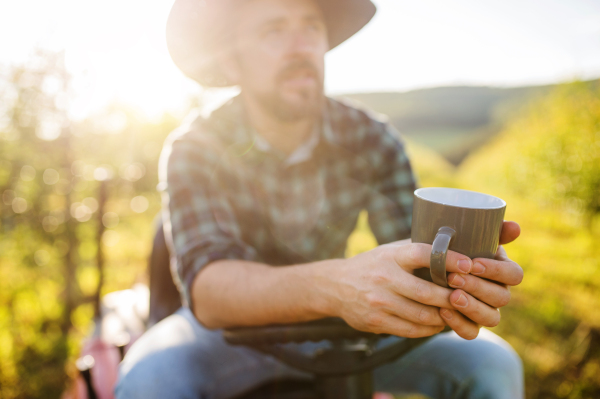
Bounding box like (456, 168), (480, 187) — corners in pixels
(117, 0), (525, 398)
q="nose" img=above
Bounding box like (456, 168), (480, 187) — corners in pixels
(288, 28), (317, 55)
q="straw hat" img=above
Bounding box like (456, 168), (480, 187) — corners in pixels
(166, 0), (376, 87)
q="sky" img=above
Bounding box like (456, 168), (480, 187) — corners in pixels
(1, 0), (599, 119)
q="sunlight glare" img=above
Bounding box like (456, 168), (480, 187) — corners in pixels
(1, 0), (599, 117)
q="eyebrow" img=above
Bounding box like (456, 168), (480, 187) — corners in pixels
(260, 17), (286, 28)
(259, 13), (325, 28)
(303, 14), (324, 23)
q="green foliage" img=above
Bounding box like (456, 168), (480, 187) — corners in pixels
(457, 81), (600, 398)
(495, 81), (600, 221)
(0, 51), (175, 398)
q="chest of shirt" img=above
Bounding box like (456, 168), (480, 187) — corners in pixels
(209, 149), (374, 262)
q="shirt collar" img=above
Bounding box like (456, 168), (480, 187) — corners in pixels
(224, 95), (336, 166)
(251, 123), (320, 166)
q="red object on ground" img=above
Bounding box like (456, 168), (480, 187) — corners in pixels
(373, 393), (395, 399)
(63, 338), (123, 399)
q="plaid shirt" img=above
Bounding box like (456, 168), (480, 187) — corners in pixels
(159, 96), (417, 306)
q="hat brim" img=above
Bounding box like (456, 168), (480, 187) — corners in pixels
(166, 0), (376, 87)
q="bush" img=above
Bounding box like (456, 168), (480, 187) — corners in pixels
(457, 81), (600, 398)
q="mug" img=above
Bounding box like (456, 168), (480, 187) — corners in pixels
(411, 188), (506, 287)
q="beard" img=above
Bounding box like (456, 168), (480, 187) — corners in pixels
(251, 58), (324, 122)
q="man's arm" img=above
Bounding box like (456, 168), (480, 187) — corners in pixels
(193, 222), (523, 340)
(192, 258), (336, 328)
(192, 239), (514, 340)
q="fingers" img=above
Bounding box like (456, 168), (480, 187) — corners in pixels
(448, 289), (501, 328)
(393, 273), (454, 309)
(390, 238), (411, 246)
(471, 256), (524, 286)
(439, 308), (481, 340)
(364, 313), (445, 338)
(362, 290), (446, 326)
(499, 221), (521, 245)
(447, 273), (511, 308)
(385, 296), (446, 327)
(395, 243), (474, 274)
(494, 245), (510, 262)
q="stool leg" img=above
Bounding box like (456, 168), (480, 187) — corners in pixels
(76, 355), (98, 399)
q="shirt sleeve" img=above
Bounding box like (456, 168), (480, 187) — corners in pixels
(365, 121), (417, 244)
(159, 129), (258, 308)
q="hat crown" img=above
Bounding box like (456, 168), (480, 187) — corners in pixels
(166, 0), (376, 87)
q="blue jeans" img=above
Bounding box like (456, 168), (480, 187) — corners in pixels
(116, 308), (523, 399)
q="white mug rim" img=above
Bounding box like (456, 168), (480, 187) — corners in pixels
(414, 187), (506, 210)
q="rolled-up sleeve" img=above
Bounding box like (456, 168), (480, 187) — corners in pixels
(159, 127), (257, 308)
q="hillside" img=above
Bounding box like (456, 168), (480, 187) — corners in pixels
(339, 79), (598, 164)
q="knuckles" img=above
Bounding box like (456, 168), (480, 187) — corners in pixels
(489, 311), (501, 328)
(469, 275), (481, 291)
(512, 264), (524, 285)
(364, 292), (388, 309)
(373, 247), (394, 265)
(486, 259), (524, 286)
(495, 289), (511, 308)
(404, 324), (420, 338)
(417, 307), (436, 324)
(491, 263), (502, 280)
(482, 309), (501, 328)
(364, 312), (385, 332)
(453, 322), (481, 341)
(461, 328), (480, 340)
(414, 281), (433, 303)
(406, 243), (429, 266)
(368, 270), (392, 287)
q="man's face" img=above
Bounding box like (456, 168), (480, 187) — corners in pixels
(231, 0), (328, 121)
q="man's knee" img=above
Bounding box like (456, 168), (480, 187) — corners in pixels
(115, 309), (214, 398)
(415, 328), (524, 398)
(476, 328), (523, 373)
(116, 348), (212, 399)
(460, 329), (524, 399)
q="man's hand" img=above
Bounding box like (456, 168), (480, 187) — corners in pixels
(326, 221), (523, 341)
(327, 241), (481, 340)
(441, 221), (523, 336)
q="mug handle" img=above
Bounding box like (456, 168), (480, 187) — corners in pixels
(430, 226), (456, 287)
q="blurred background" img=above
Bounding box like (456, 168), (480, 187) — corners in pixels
(1, 0), (599, 398)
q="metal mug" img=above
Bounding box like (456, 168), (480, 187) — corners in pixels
(411, 188), (506, 287)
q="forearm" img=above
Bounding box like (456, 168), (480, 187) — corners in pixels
(191, 258), (345, 329)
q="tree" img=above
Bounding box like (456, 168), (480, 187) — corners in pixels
(0, 50), (179, 398)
